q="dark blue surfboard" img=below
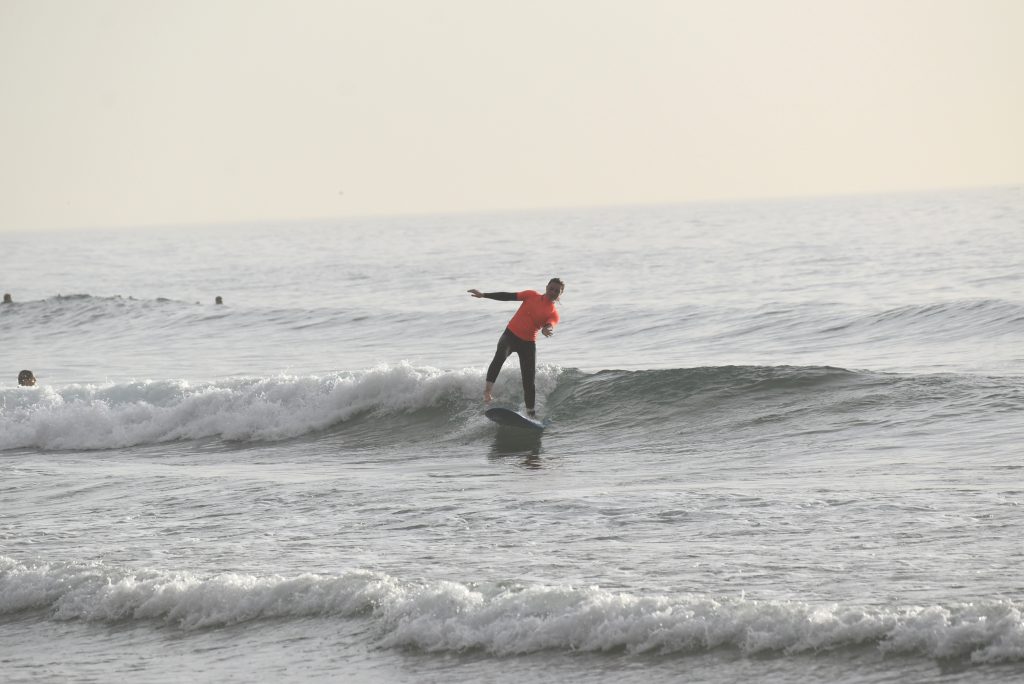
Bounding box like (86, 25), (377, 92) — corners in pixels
(485, 407), (545, 431)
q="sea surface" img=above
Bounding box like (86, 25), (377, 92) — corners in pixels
(2, 187), (1023, 683)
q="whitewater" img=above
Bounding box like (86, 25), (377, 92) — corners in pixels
(2, 188), (1023, 682)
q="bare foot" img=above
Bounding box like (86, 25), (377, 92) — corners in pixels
(483, 391), (493, 404)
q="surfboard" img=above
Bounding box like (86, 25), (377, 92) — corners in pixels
(485, 407), (545, 431)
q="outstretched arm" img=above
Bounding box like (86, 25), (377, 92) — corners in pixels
(467, 290), (518, 301)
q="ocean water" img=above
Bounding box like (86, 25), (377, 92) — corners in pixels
(2, 187), (1023, 683)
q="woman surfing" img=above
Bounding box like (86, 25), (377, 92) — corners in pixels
(468, 277), (565, 418)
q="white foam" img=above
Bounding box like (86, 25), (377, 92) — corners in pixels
(0, 556), (393, 630)
(2, 556), (1021, 662)
(0, 363), (564, 451)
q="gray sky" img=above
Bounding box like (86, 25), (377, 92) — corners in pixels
(2, 0), (1022, 232)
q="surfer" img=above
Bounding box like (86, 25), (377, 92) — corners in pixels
(468, 278), (564, 417)
(18, 370), (36, 386)
(2, 293), (11, 304)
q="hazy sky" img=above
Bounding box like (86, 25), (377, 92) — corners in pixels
(2, 0), (1022, 232)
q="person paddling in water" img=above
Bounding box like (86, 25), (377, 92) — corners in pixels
(468, 278), (564, 418)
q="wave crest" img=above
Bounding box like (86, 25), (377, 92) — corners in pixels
(4, 364), (1019, 452)
(0, 363), (497, 450)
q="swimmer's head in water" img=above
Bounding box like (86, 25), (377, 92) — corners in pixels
(18, 370), (36, 386)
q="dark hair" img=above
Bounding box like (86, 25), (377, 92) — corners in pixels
(548, 277), (565, 292)
(18, 370), (35, 386)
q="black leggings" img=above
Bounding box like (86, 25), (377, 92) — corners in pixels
(486, 328), (537, 410)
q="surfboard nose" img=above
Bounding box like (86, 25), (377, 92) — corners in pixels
(485, 407), (545, 431)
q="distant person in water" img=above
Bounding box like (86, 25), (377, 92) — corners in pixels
(215, 296), (223, 305)
(468, 278), (564, 417)
(18, 370), (36, 386)
(2, 293), (11, 304)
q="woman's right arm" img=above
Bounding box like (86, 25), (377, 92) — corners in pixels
(468, 290), (517, 301)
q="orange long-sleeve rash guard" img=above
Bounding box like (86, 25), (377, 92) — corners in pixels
(506, 290), (560, 342)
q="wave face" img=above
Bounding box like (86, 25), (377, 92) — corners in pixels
(1, 556), (1020, 663)
(3, 363), (1018, 452)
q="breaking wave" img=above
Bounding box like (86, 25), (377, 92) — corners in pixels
(1, 556), (1021, 663)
